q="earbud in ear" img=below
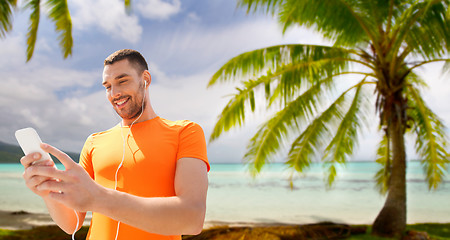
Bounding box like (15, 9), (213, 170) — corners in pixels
(144, 81), (147, 87)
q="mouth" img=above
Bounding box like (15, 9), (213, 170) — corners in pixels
(114, 97), (129, 108)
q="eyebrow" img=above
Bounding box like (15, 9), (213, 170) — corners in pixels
(102, 73), (131, 86)
(115, 73), (130, 80)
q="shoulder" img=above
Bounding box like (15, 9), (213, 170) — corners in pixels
(158, 118), (203, 132)
(84, 124), (120, 144)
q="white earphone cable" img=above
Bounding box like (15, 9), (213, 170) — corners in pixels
(71, 210), (79, 240)
(114, 81), (146, 240)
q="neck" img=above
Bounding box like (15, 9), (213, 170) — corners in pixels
(122, 105), (157, 126)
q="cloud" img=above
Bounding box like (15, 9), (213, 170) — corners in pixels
(1, 0), (449, 163)
(147, 17), (332, 75)
(69, 0), (142, 43)
(136, 0), (181, 20)
(416, 62), (450, 126)
(1, 82), (115, 153)
(186, 12), (201, 23)
(0, 35), (26, 67)
(0, 38), (109, 152)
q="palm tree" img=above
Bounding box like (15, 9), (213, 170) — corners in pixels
(208, 0), (450, 237)
(0, 0), (131, 61)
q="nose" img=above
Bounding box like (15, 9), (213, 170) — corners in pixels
(109, 85), (121, 99)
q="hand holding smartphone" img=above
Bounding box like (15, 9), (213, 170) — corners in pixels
(15, 127), (52, 165)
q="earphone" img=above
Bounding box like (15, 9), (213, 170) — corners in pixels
(114, 79), (147, 240)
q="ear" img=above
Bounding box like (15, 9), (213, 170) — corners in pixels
(143, 70), (151, 88)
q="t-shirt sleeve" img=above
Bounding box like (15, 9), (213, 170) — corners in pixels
(79, 134), (95, 179)
(176, 121), (210, 172)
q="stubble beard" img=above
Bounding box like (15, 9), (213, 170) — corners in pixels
(114, 86), (146, 121)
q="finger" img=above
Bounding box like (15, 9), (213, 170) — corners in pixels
(33, 159), (55, 167)
(41, 143), (76, 169)
(26, 175), (53, 189)
(20, 153), (42, 168)
(37, 179), (67, 193)
(25, 165), (68, 182)
(48, 191), (68, 204)
(23, 164), (53, 180)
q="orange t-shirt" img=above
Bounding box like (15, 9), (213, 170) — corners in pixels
(79, 117), (209, 240)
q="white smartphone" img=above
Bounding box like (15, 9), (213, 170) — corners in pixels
(15, 127), (52, 164)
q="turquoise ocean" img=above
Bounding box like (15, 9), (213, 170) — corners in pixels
(1, 161), (449, 225)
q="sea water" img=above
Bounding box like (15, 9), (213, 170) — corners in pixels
(1, 162), (449, 225)
(206, 162), (450, 225)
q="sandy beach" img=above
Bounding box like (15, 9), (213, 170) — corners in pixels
(0, 210), (92, 231)
(0, 210), (274, 231)
(0, 210), (371, 240)
(0, 210), (53, 230)
(1, 210), (448, 240)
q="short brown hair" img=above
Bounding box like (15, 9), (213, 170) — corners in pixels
(104, 49), (148, 73)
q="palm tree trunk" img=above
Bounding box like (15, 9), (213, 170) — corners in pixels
(372, 97), (407, 237)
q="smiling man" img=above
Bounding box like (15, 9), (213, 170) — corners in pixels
(21, 49), (210, 240)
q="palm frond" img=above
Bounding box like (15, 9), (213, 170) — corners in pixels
(391, 1), (450, 60)
(407, 83), (449, 190)
(286, 83), (348, 174)
(209, 77), (269, 142)
(208, 45), (287, 87)
(374, 134), (391, 195)
(45, 0), (72, 60)
(447, 2), (450, 19)
(266, 56), (350, 108)
(124, 0), (131, 8)
(323, 80), (370, 186)
(244, 112), (291, 176)
(244, 76), (338, 175)
(208, 44), (353, 87)
(278, 0), (376, 47)
(209, 44), (361, 143)
(0, 0), (17, 37)
(444, 58), (450, 76)
(237, 0), (284, 15)
(25, 0), (40, 62)
(209, 45), (351, 142)
(124, 0), (132, 14)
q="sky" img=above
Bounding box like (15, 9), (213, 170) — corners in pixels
(1, 0), (449, 164)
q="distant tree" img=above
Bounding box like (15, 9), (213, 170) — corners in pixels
(0, 0), (130, 61)
(208, 0), (450, 238)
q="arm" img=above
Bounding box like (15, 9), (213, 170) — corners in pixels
(94, 157), (208, 235)
(33, 144), (209, 236)
(44, 199), (86, 234)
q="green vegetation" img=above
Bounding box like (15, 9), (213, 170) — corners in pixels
(0, 142), (23, 163)
(0, 0), (130, 61)
(0, 141), (80, 164)
(407, 223), (450, 240)
(208, 0), (450, 237)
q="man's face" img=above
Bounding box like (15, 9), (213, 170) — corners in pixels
(102, 59), (146, 121)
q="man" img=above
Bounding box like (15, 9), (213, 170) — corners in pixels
(20, 49), (210, 240)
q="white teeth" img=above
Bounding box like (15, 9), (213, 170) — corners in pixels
(116, 98), (127, 106)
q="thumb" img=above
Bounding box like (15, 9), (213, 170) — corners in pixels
(41, 143), (76, 169)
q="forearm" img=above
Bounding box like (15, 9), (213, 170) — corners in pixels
(93, 187), (206, 236)
(43, 197), (85, 234)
